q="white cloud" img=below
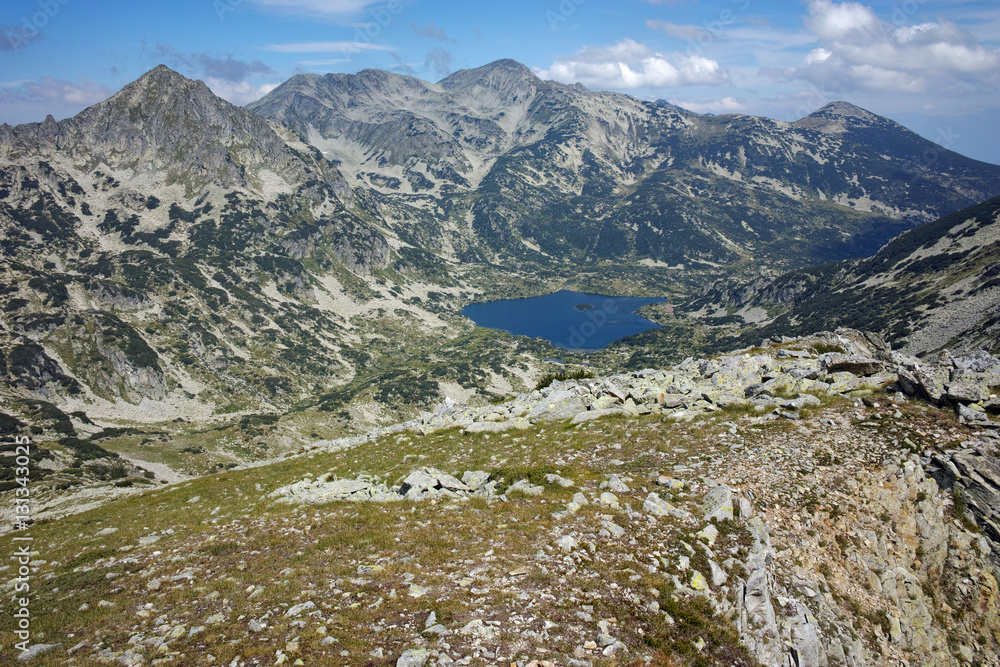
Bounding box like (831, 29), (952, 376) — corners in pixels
(203, 77), (280, 106)
(803, 0), (883, 44)
(0, 77), (112, 107)
(263, 41), (393, 53)
(296, 59), (352, 67)
(673, 96), (747, 114)
(787, 0), (1000, 94)
(246, 0), (380, 16)
(536, 39), (728, 89)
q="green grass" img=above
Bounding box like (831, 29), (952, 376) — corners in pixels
(1, 391), (987, 666)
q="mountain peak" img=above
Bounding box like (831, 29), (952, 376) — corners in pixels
(19, 63), (314, 191)
(438, 58), (540, 94)
(793, 101), (883, 133)
(814, 101), (878, 120)
(121, 64), (210, 100)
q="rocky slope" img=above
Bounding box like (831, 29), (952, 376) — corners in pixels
(2, 328), (999, 666)
(668, 195), (1000, 358)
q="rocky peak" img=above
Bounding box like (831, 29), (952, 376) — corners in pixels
(793, 100), (885, 133)
(438, 58), (542, 101)
(14, 64), (316, 191)
(249, 68), (437, 118)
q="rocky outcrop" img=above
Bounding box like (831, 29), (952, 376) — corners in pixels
(271, 467), (509, 504)
(390, 329), (996, 438)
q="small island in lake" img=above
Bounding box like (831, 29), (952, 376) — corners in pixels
(575, 304), (593, 310)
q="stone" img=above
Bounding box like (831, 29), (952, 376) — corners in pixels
(529, 390), (588, 422)
(556, 535), (579, 552)
(458, 619), (498, 641)
(959, 403), (992, 425)
(598, 492), (620, 508)
(566, 492), (590, 513)
(545, 473), (574, 487)
(690, 570), (708, 590)
(643, 492), (675, 517)
(17, 644), (61, 662)
(702, 486), (734, 522)
(285, 601), (315, 617)
(571, 408), (625, 424)
(397, 648), (430, 667)
(400, 468), (470, 497)
(465, 419), (528, 433)
(820, 352), (884, 376)
(697, 524), (719, 546)
(507, 479), (544, 496)
(709, 560), (728, 586)
(461, 470), (490, 490)
(708, 355), (762, 392)
(606, 474), (630, 493)
(600, 520), (626, 538)
(738, 497), (753, 519)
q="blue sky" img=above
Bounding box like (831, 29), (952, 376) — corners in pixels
(1, 0), (998, 163)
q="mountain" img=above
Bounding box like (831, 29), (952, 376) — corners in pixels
(5, 61), (1000, 665)
(0, 65), (328, 193)
(0, 65), (446, 429)
(250, 63), (1000, 270)
(2, 60), (1000, 452)
(648, 196), (1000, 359)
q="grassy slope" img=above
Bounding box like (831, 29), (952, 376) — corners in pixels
(1, 391), (986, 666)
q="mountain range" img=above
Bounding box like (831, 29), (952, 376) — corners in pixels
(5, 58), (1000, 667)
(1, 59), (999, 439)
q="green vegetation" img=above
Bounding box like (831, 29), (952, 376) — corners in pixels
(534, 368), (595, 390)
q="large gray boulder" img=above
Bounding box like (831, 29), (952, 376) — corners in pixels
(529, 389), (588, 421)
(819, 352), (885, 376)
(400, 468), (470, 497)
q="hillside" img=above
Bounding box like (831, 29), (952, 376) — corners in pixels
(2, 329), (999, 666)
(635, 196), (1000, 363)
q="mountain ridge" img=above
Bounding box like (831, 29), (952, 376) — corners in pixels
(0, 60), (999, 449)
(249, 58), (1000, 270)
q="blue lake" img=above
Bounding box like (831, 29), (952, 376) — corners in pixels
(462, 290), (665, 350)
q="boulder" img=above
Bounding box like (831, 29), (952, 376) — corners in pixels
(820, 352), (885, 376)
(703, 485), (734, 522)
(18, 644), (61, 663)
(643, 492), (675, 517)
(400, 468), (470, 497)
(397, 648), (430, 667)
(461, 470), (491, 490)
(529, 390), (588, 422)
